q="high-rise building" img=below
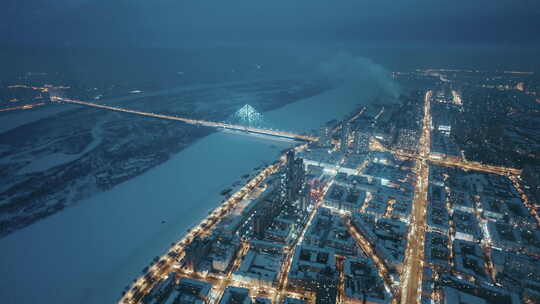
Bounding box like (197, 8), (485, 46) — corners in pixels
(299, 183), (312, 211)
(281, 151), (305, 203)
(184, 236), (212, 270)
(253, 212), (269, 239)
(252, 195), (283, 239)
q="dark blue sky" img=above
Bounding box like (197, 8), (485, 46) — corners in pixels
(4, 0), (540, 48)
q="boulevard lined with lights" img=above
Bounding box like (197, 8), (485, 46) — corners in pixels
(400, 90), (432, 304)
(119, 159), (286, 304)
(346, 220), (396, 298)
(72, 87), (527, 304)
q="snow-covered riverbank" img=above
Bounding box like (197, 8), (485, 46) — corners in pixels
(0, 83), (377, 303)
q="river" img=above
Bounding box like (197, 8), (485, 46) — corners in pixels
(0, 83), (376, 303)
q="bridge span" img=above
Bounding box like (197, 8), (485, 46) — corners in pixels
(51, 97), (317, 142)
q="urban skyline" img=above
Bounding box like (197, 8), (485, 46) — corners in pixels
(1, 1), (540, 304)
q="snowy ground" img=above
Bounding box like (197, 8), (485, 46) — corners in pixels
(0, 79), (272, 134)
(0, 103), (81, 133)
(17, 119), (105, 174)
(0, 132), (293, 304)
(0, 83), (379, 304)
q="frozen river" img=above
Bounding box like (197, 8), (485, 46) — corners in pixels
(0, 83), (375, 303)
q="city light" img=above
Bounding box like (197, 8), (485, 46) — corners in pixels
(41, 82), (538, 304)
(53, 97), (317, 142)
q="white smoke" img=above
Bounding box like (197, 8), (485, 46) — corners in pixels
(318, 52), (401, 103)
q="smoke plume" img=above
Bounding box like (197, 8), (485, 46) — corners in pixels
(319, 52), (401, 103)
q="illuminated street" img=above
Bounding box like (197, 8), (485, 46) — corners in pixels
(346, 220), (395, 294)
(118, 159), (287, 304)
(42, 84), (535, 304)
(400, 90), (431, 304)
(114, 86), (535, 304)
(273, 181), (333, 304)
(3, 3), (540, 304)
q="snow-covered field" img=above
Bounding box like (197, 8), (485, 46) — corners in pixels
(0, 103), (81, 134)
(0, 79), (268, 134)
(0, 132), (293, 304)
(0, 83), (375, 303)
(17, 119), (106, 174)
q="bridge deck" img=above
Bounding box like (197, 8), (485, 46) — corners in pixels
(52, 97), (317, 142)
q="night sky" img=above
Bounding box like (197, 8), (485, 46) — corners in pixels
(4, 0), (540, 48)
